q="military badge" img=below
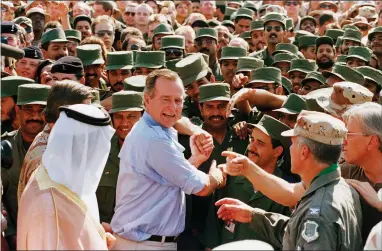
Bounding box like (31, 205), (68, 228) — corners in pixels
(301, 220), (319, 243)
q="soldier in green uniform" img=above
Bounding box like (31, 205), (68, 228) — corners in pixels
(249, 13), (286, 66)
(146, 23), (174, 51)
(102, 51), (134, 100)
(76, 44), (109, 97)
(273, 94), (307, 129)
(96, 91), (144, 223)
(345, 46), (372, 68)
(298, 35), (318, 60)
(64, 29), (82, 57)
(178, 83), (247, 250)
(1, 76), (35, 134)
(298, 72), (326, 95)
(340, 28), (362, 55)
(216, 111), (363, 250)
(219, 46), (247, 94)
(204, 115), (292, 250)
(133, 51), (165, 76)
(160, 35), (185, 61)
(288, 58), (316, 94)
(123, 75), (147, 93)
(356, 66), (382, 102)
(1, 84), (50, 244)
(272, 52), (298, 78)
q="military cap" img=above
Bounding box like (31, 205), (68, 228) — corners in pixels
(300, 16), (317, 27)
(51, 56), (84, 74)
(1, 21), (18, 34)
(160, 35), (185, 50)
(26, 7), (50, 21)
(346, 46), (372, 62)
(240, 31), (251, 40)
(272, 43), (299, 56)
(316, 36), (334, 48)
(224, 7), (237, 20)
(222, 20), (235, 30)
(106, 51), (133, 70)
(263, 12), (286, 29)
(301, 71), (326, 87)
(248, 115), (291, 148)
(176, 53), (209, 87)
(165, 58), (182, 72)
(368, 26), (382, 41)
(227, 0), (243, 6)
(307, 82), (373, 118)
(124, 75), (147, 92)
(17, 84), (51, 105)
(249, 67), (282, 85)
(281, 76), (292, 94)
(76, 44), (105, 66)
(236, 57), (264, 73)
(195, 28), (218, 41)
(272, 53), (298, 65)
(273, 93), (307, 115)
(13, 16), (33, 29)
(153, 23), (174, 38)
(64, 30), (82, 43)
(342, 28), (362, 43)
(192, 19), (209, 29)
(1, 76), (35, 98)
(250, 20), (264, 32)
(291, 30), (313, 45)
(134, 51), (165, 69)
(298, 35), (318, 49)
(109, 91), (144, 114)
(335, 36), (343, 47)
(343, 24), (360, 31)
(288, 59), (315, 74)
(41, 28), (69, 45)
(282, 110), (347, 145)
(220, 47), (247, 61)
(199, 83), (230, 103)
(285, 18), (293, 32)
(73, 15), (92, 28)
(356, 66), (382, 88)
(23, 46), (43, 60)
(318, 1), (338, 12)
(90, 89), (102, 108)
(235, 8), (254, 20)
(243, 1), (257, 11)
(336, 55), (347, 64)
(208, 19), (221, 28)
(325, 29), (345, 42)
(322, 64), (364, 85)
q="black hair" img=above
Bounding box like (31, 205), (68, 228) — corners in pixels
(319, 13), (335, 27)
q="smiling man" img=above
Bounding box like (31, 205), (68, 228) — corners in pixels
(51, 56), (85, 84)
(15, 46), (43, 80)
(40, 28), (69, 60)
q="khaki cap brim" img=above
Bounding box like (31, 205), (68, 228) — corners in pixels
(281, 128), (296, 137)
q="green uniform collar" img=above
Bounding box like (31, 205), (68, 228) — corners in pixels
(303, 164), (340, 199)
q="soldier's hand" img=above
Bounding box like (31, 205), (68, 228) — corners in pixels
(233, 121), (248, 140)
(209, 160), (224, 188)
(232, 73), (249, 89)
(215, 198), (255, 223)
(221, 151), (252, 178)
(192, 131), (214, 156)
(346, 179), (382, 212)
(226, 88), (256, 118)
(216, 164), (228, 189)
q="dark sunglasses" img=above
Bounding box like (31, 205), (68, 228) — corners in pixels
(25, 26), (32, 33)
(195, 38), (216, 46)
(285, 1), (299, 6)
(96, 30), (114, 37)
(319, 3), (335, 9)
(356, 25), (369, 31)
(165, 48), (183, 57)
(265, 26), (282, 32)
(125, 11), (135, 16)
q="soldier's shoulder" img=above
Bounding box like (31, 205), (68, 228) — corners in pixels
(249, 49), (264, 58)
(1, 130), (17, 139)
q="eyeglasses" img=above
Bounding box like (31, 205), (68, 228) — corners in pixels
(265, 26), (282, 32)
(319, 3), (335, 9)
(356, 25), (369, 31)
(25, 26), (32, 33)
(96, 30), (114, 37)
(164, 48), (183, 57)
(285, 1), (299, 6)
(125, 11), (135, 16)
(195, 38), (216, 46)
(344, 132), (369, 140)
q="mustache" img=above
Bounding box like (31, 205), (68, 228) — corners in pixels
(248, 150), (259, 158)
(86, 73), (97, 77)
(209, 116), (224, 121)
(114, 81), (124, 87)
(269, 33), (278, 38)
(26, 119), (43, 124)
(200, 48), (210, 54)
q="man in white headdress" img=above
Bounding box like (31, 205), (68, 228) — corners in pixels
(17, 104), (116, 250)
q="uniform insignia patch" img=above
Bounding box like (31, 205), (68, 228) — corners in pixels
(308, 208), (320, 217)
(301, 220), (319, 243)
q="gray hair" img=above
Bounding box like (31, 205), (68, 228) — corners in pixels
(343, 102), (382, 152)
(144, 69), (183, 98)
(297, 136), (342, 165)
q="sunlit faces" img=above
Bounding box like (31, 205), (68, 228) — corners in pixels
(300, 20), (316, 34)
(75, 20), (92, 40)
(370, 33), (382, 55)
(15, 57), (40, 79)
(200, 0), (216, 19)
(284, 0), (300, 18)
(112, 111), (142, 140)
(301, 46), (316, 60)
(148, 21), (161, 41)
(264, 21), (284, 45)
(52, 72), (80, 83)
(42, 42), (68, 60)
(18, 104), (46, 135)
(200, 100), (229, 130)
(108, 69), (132, 92)
(93, 4), (110, 17)
(135, 5), (152, 26)
(290, 136), (303, 174)
(251, 30), (266, 51)
(39, 63), (53, 85)
(192, 1), (200, 13)
(316, 44), (335, 70)
(185, 77), (209, 103)
(2, 33), (20, 48)
(289, 71), (307, 93)
(221, 59), (238, 84)
(146, 0), (159, 14)
(176, 3), (189, 21)
(217, 26), (231, 49)
(235, 18), (251, 35)
(94, 22), (115, 51)
(134, 67), (156, 76)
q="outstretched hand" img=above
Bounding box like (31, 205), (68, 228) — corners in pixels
(221, 151), (253, 177)
(215, 198), (255, 223)
(226, 88), (256, 118)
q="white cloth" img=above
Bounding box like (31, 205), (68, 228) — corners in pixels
(42, 104), (115, 222)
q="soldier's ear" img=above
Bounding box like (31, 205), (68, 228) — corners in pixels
(209, 74), (216, 83)
(274, 145), (284, 159)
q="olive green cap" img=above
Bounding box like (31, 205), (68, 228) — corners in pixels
(222, 20), (235, 30)
(325, 29), (344, 42)
(235, 8), (254, 20)
(291, 30), (313, 45)
(109, 91), (144, 113)
(17, 84), (51, 105)
(300, 16), (317, 26)
(249, 67), (282, 85)
(342, 28), (362, 43)
(285, 18), (293, 31)
(208, 19), (221, 28)
(237, 57), (264, 73)
(124, 75), (147, 92)
(316, 36), (334, 48)
(301, 71), (326, 87)
(199, 83), (230, 103)
(346, 46), (372, 62)
(41, 27), (69, 45)
(250, 20), (264, 31)
(13, 16), (33, 28)
(263, 12), (286, 29)
(165, 58), (182, 71)
(356, 66), (382, 88)
(153, 23), (174, 37)
(195, 28), (218, 41)
(64, 29), (81, 43)
(343, 25), (360, 31)
(227, 0), (243, 6)
(243, 1), (257, 11)
(240, 31), (251, 39)
(176, 53), (209, 87)
(90, 89), (102, 108)
(248, 115), (291, 148)
(224, 7), (236, 20)
(160, 35), (185, 50)
(336, 55), (347, 64)
(273, 43), (299, 56)
(368, 26), (382, 41)
(1, 76), (35, 98)
(335, 36), (343, 47)
(272, 52), (298, 65)
(220, 46), (247, 61)
(273, 93), (307, 115)
(288, 59), (316, 74)
(106, 51), (133, 70)
(77, 44), (105, 66)
(134, 51), (165, 69)
(322, 64), (365, 85)
(281, 76), (292, 94)
(298, 35), (318, 49)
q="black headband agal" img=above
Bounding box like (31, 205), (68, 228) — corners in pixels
(59, 106), (111, 126)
